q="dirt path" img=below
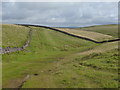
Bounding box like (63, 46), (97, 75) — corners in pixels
(18, 74), (30, 89)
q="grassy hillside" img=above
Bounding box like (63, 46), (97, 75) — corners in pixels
(2, 24), (119, 88)
(57, 28), (115, 41)
(2, 24), (29, 48)
(22, 43), (118, 88)
(78, 24), (118, 38)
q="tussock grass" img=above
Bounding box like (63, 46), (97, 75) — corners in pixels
(2, 24), (29, 48)
(2, 24), (119, 88)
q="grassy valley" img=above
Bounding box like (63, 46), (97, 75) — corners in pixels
(2, 24), (119, 88)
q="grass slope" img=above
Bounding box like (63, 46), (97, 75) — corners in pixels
(2, 25), (119, 88)
(79, 24), (118, 38)
(2, 24), (29, 48)
(3, 26), (97, 88)
(22, 48), (118, 88)
(56, 28), (115, 41)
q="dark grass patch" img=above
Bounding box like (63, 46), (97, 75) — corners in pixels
(34, 74), (39, 76)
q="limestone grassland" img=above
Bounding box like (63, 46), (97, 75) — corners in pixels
(2, 24), (119, 88)
(2, 24), (29, 48)
(56, 24), (118, 42)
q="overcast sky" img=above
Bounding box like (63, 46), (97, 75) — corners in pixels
(2, 2), (118, 27)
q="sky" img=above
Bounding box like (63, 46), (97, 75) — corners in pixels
(2, 2), (118, 27)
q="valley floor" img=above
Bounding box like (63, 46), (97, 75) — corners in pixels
(2, 25), (119, 88)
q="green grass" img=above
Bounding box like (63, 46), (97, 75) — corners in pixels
(22, 48), (118, 88)
(3, 26), (97, 88)
(79, 24), (118, 38)
(76, 49), (118, 71)
(2, 24), (29, 48)
(57, 28), (115, 41)
(2, 25), (119, 88)
(73, 49), (118, 88)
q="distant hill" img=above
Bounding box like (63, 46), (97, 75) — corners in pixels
(75, 24), (118, 38)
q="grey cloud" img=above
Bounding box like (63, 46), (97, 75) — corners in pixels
(2, 2), (118, 27)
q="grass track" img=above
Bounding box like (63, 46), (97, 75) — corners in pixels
(3, 26), (97, 88)
(2, 25), (119, 88)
